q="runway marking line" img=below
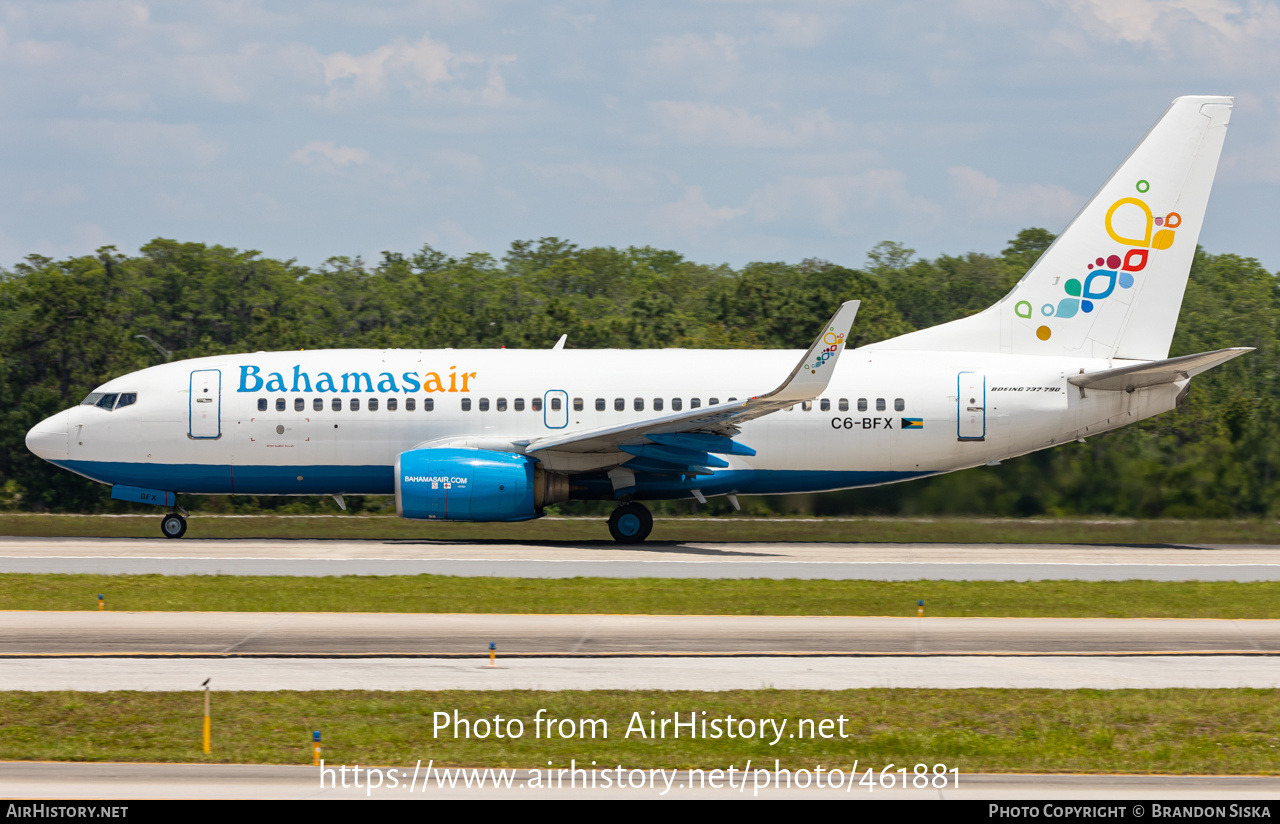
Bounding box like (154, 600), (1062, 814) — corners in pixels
(3, 610), (1280, 622)
(3, 555), (1279, 567)
(2, 651), (1278, 659)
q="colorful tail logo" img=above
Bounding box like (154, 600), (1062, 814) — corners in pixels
(1016, 180), (1179, 342)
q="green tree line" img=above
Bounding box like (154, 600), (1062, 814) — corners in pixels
(1, 231), (1276, 517)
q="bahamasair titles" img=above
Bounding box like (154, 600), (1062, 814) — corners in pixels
(25, 96), (1250, 542)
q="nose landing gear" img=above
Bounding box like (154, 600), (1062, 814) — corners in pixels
(160, 512), (187, 539)
(607, 502), (653, 543)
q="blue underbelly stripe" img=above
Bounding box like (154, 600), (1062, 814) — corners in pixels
(54, 460), (396, 496)
(53, 460), (931, 499)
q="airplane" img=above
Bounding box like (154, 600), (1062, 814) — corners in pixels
(25, 95), (1249, 543)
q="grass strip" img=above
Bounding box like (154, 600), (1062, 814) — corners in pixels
(1, 689), (1276, 773)
(5, 574), (1280, 618)
(3, 514), (1280, 544)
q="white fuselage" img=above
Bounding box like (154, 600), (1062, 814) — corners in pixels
(27, 345), (1181, 502)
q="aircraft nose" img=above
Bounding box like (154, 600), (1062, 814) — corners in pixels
(25, 409), (71, 462)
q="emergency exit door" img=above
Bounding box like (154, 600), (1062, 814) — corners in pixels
(543, 390), (569, 429)
(189, 369), (221, 439)
(957, 371), (985, 441)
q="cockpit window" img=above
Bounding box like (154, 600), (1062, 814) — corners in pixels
(95, 393), (119, 410)
(116, 393), (137, 409)
(80, 393), (104, 406)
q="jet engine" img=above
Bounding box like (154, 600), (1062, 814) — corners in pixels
(394, 447), (569, 521)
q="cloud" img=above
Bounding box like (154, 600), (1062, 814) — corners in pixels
(760, 11), (829, 47)
(290, 140), (370, 167)
(528, 161), (654, 193)
(315, 34), (514, 108)
(641, 33), (739, 91)
(435, 148), (485, 179)
(651, 101), (838, 148)
(1056, 0), (1280, 62)
(745, 170), (943, 234)
(650, 186), (747, 237)
(45, 120), (224, 166)
(947, 165), (1082, 225)
(422, 218), (479, 252)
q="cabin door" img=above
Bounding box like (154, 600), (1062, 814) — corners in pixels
(189, 369), (222, 439)
(957, 371), (985, 441)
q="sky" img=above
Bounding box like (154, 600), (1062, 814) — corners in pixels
(2, 0), (1279, 272)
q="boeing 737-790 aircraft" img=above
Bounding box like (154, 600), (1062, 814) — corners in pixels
(25, 96), (1249, 542)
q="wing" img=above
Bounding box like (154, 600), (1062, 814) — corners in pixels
(526, 301), (859, 461)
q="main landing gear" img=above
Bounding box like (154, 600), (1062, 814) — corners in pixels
(160, 512), (187, 539)
(608, 502), (653, 544)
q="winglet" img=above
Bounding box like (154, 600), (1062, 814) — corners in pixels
(759, 300), (859, 404)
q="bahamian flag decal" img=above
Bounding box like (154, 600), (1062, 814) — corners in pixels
(902, 418), (923, 429)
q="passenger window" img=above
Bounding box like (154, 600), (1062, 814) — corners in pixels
(532, 397), (542, 412)
(709, 397), (719, 405)
(479, 398), (490, 411)
(461, 398), (471, 411)
(573, 397), (583, 412)
(802, 400), (813, 412)
(313, 398), (323, 412)
(728, 397), (737, 402)
(276, 398), (285, 412)
(634, 398), (644, 411)
(331, 398), (341, 412)
(551, 397), (562, 411)
(350, 398), (361, 411)
(820, 399), (830, 412)
(691, 398), (701, 409)
(515, 398), (525, 411)
(894, 398), (905, 412)
(295, 398), (304, 412)
(876, 398), (886, 411)
(369, 398), (379, 412)
(595, 398), (605, 411)
(387, 397), (398, 411)
(839, 398), (849, 412)
(653, 398), (664, 412)
(406, 398), (416, 411)
(857, 398), (867, 412)
(672, 398), (683, 411)
(116, 393), (137, 409)
(258, 398), (268, 412)
(423, 398), (433, 412)
(497, 398), (507, 412)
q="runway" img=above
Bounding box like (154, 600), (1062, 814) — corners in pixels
(4, 612), (1280, 655)
(4, 762), (1279, 799)
(4, 654), (1279, 690)
(2, 613), (1278, 689)
(4, 537), (1280, 580)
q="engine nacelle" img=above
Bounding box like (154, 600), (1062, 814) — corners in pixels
(394, 447), (568, 522)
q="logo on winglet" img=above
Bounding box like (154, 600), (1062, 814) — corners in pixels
(805, 327), (846, 373)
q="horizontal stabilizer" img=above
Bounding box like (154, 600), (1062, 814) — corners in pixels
(1067, 347), (1252, 392)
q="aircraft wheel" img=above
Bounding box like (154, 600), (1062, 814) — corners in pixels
(161, 513), (187, 539)
(608, 502), (652, 543)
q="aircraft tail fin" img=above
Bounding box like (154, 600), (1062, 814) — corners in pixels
(878, 95), (1233, 360)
